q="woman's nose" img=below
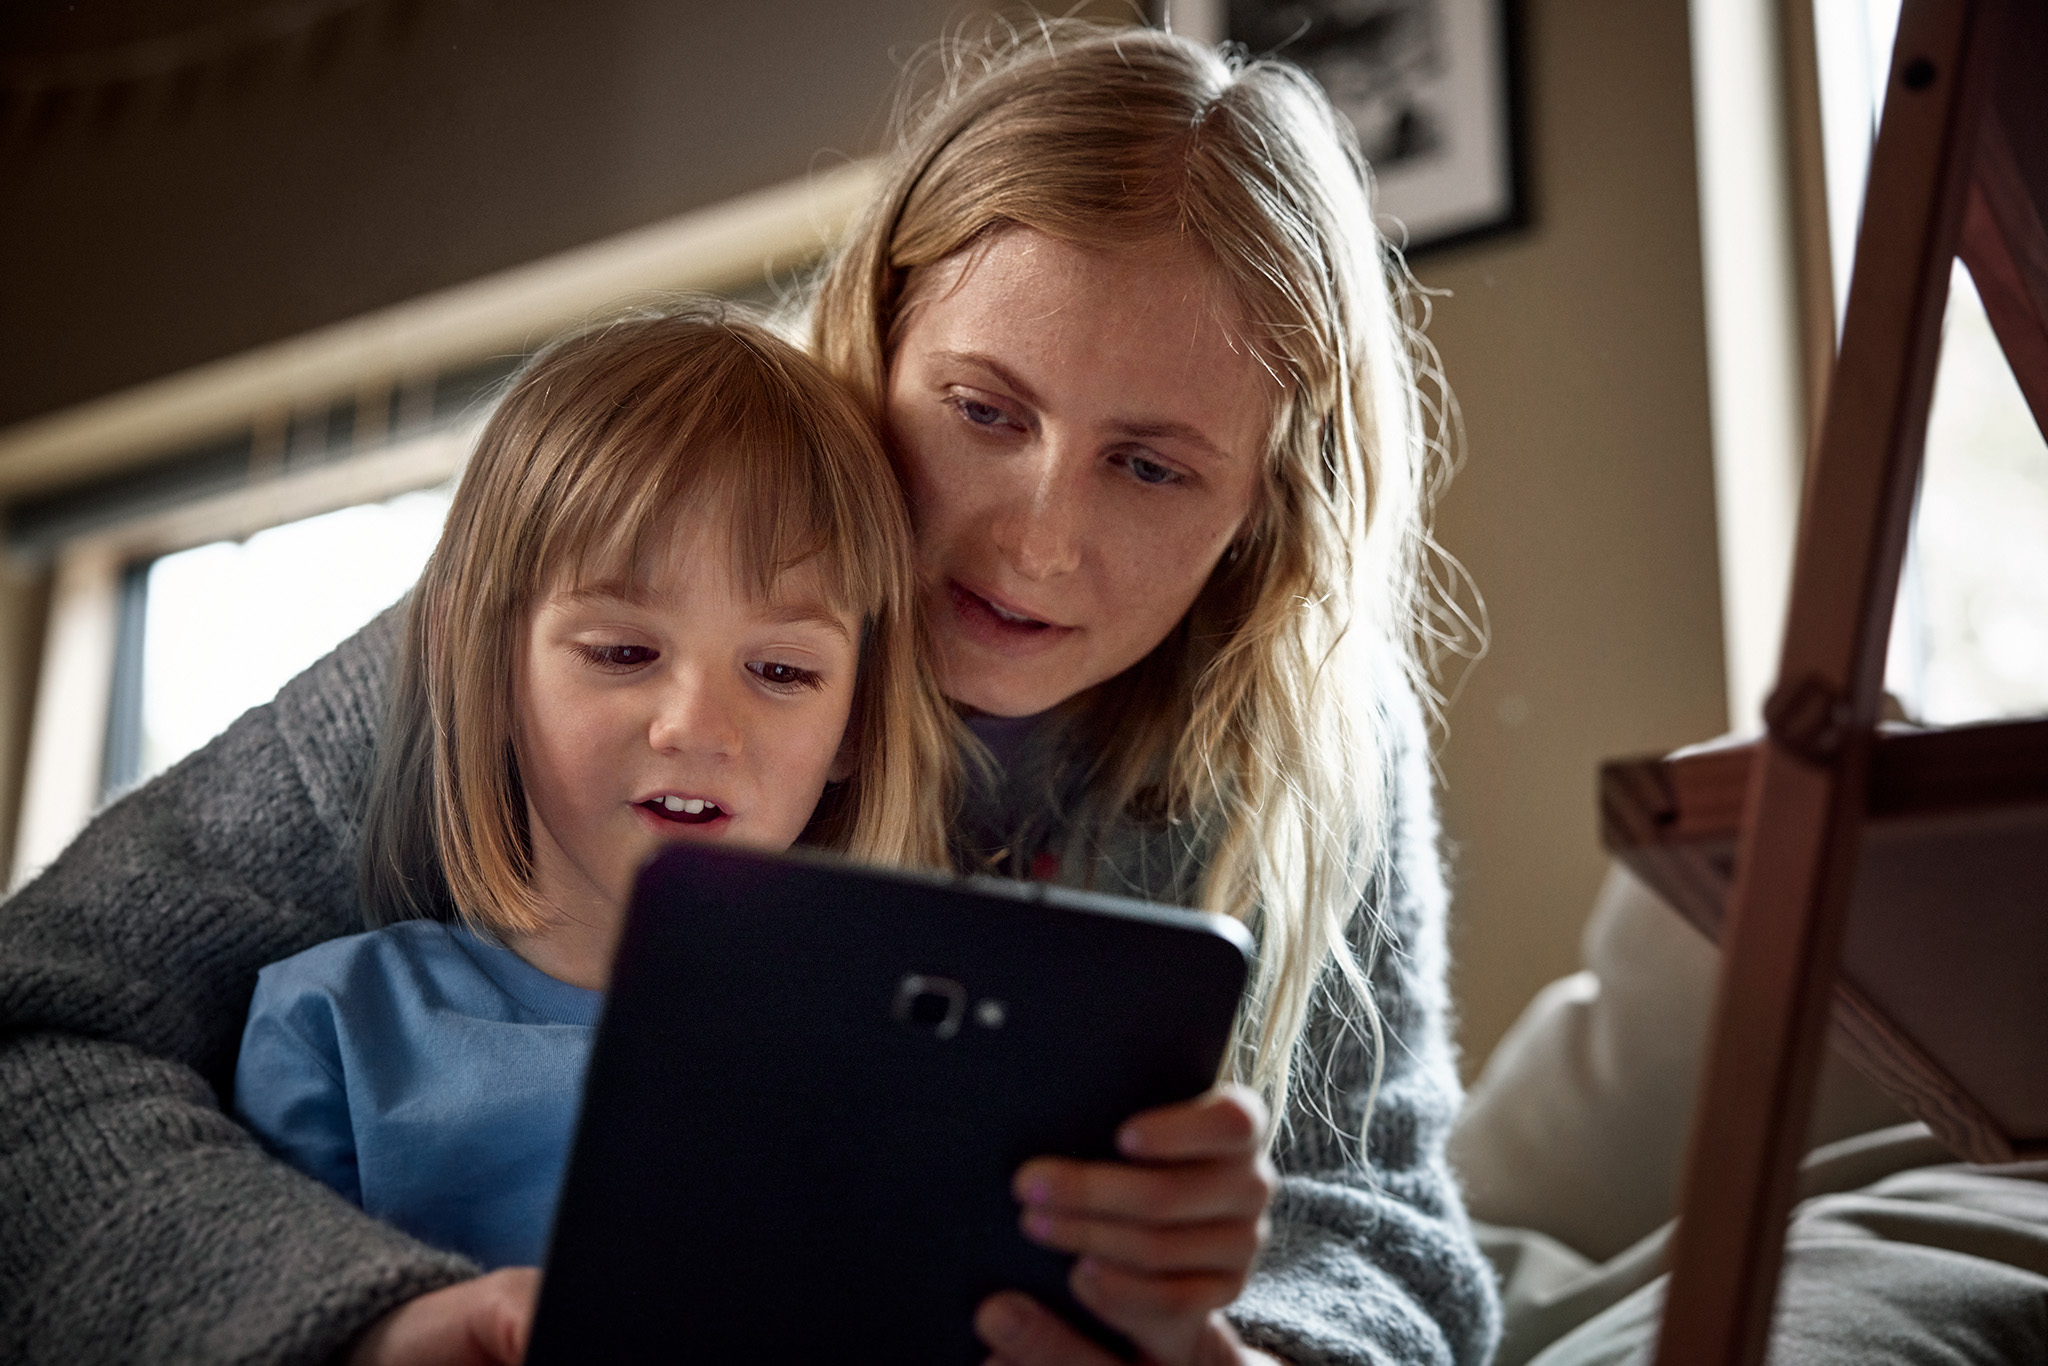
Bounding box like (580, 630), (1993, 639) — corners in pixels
(990, 444), (1083, 580)
(647, 669), (741, 758)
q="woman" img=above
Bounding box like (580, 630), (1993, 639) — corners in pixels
(0, 23), (1496, 1366)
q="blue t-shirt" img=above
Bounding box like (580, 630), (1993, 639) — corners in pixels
(233, 919), (602, 1269)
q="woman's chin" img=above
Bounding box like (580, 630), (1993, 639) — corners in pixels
(934, 593), (1089, 715)
(937, 645), (1085, 719)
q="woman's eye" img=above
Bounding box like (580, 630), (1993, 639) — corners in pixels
(1118, 452), (1184, 487)
(950, 396), (1017, 431)
(750, 660), (823, 691)
(576, 643), (658, 670)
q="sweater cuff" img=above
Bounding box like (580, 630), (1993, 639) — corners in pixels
(1229, 1209), (1489, 1366)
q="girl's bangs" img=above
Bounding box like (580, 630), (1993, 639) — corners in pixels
(522, 332), (895, 619)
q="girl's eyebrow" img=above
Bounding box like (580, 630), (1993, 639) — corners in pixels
(758, 601), (853, 641)
(559, 581), (653, 608)
(558, 583), (852, 642)
(930, 348), (1234, 464)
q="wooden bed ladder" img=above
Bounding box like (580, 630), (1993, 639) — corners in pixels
(1650, 0), (2048, 1363)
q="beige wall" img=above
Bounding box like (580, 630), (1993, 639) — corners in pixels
(1418, 0), (1732, 1077)
(0, 0), (1026, 431)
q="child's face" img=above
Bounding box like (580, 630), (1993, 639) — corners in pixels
(512, 516), (862, 948)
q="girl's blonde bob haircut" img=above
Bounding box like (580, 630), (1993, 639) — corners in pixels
(361, 301), (954, 935)
(813, 23), (1454, 1125)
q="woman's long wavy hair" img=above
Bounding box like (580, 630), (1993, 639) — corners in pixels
(360, 301), (955, 937)
(812, 22), (1466, 1132)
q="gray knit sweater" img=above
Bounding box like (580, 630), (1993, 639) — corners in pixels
(0, 607), (1498, 1365)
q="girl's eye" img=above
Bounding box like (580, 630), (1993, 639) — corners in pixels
(576, 643), (658, 670)
(749, 660), (823, 691)
(1116, 452), (1184, 487)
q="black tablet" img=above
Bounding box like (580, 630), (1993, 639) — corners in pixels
(525, 843), (1250, 1364)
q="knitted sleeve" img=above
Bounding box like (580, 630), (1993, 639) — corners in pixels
(1226, 682), (1502, 1366)
(0, 606), (474, 1365)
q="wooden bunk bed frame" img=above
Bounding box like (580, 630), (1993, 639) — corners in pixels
(1598, 0), (2048, 1361)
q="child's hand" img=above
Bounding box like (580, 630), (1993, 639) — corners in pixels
(976, 1084), (1284, 1366)
(347, 1267), (540, 1366)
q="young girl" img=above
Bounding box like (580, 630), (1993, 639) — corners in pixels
(232, 303), (954, 1272)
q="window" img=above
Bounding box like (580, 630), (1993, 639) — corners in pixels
(10, 426), (470, 890)
(1814, 0), (2048, 722)
(121, 486), (453, 789)
(1894, 266), (2048, 722)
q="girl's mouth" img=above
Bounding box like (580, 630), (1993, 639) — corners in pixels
(641, 796), (725, 825)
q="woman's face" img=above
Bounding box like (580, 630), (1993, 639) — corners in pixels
(886, 227), (1275, 718)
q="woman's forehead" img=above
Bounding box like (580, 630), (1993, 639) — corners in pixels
(901, 227), (1278, 454)
(926, 226), (1248, 332)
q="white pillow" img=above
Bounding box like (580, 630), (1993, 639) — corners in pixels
(1449, 864), (1907, 1262)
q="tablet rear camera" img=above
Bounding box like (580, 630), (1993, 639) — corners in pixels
(893, 974), (966, 1040)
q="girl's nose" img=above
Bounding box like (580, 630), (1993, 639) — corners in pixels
(990, 442), (1083, 581)
(647, 669), (741, 758)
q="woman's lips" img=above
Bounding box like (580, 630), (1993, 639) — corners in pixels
(945, 581), (1077, 656)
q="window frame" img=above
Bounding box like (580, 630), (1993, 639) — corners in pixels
(9, 428), (468, 890)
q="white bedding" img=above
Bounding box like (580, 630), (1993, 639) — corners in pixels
(1451, 866), (2048, 1363)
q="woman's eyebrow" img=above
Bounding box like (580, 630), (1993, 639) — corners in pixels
(932, 349), (1232, 463)
(1109, 418), (1232, 464)
(931, 349), (1045, 409)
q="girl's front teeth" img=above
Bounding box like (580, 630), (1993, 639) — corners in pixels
(661, 796), (712, 814)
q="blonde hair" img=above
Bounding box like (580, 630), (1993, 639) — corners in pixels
(361, 300), (955, 937)
(813, 23), (1456, 1127)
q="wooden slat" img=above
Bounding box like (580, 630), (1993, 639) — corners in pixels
(1829, 976), (2027, 1165)
(1603, 719), (2048, 829)
(1601, 719), (2048, 1165)
(1650, 2), (1998, 1362)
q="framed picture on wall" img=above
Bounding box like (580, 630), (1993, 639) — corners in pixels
(1227, 0), (1523, 254)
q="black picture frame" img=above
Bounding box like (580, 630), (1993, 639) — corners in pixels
(1227, 0), (1526, 256)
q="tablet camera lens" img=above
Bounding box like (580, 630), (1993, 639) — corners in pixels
(893, 974), (967, 1039)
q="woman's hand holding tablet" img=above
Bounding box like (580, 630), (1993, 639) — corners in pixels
(977, 1085), (1288, 1366)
